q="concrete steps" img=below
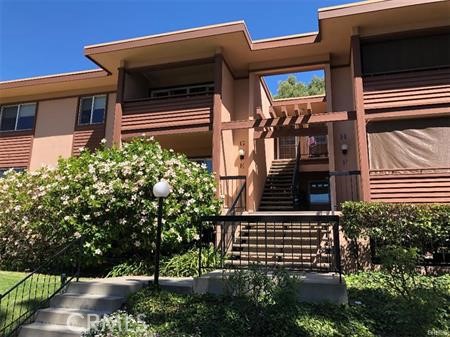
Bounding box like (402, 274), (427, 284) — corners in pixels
(18, 279), (146, 337)
(259, 159), (296, 212)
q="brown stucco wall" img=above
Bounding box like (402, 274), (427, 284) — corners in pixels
(29, 97), (78, 170)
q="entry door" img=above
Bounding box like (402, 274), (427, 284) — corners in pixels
(277, 136), (299, 159)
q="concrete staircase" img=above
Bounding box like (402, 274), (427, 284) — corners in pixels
(226, 217), (333, 271)
(258, 159), (296, 211)
(18, 279), (145, 337)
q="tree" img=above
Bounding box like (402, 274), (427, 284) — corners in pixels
(274, 74), (325, 99)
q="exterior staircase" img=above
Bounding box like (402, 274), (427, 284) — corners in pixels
(225, 217), (334, 271)
(258, 159), (296, 211)
(18, 278), (145, 337)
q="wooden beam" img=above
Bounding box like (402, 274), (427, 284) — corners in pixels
(254, 126), (328, 139)
(221, 111), (355, 130)
(351, 35), (371, 201)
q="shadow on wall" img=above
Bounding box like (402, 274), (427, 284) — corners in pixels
(340, 236), (372, 273)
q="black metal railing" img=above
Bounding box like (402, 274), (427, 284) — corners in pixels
(219, 176), (246, 214)
(198, 215), (342, 281)
(0, 236), (83, 337)
(330, 170), (361, 205)
(292, 145), (301, 210)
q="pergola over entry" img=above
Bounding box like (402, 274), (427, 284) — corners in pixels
(221, 110), (356, 139)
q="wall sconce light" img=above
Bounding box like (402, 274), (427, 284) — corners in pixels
(239, 148), (245, 160)
(341, 144), (348, 155)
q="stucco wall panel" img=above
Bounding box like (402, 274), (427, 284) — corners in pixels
(29, 97), (77, 170)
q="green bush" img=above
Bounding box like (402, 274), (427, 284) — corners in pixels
(82, 311), (152, 337)
(106, 260), (153, 278)
(161, 244), (221, 277)
(341, 202), (449, 249)
(0, 138), (221, 270)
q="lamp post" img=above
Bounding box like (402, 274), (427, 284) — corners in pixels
(152, 179), (170, 288)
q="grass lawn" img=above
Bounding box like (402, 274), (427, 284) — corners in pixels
(0, 271), (30, 295)
(119, 271), (449, 337)
(0, 270), (79, 335)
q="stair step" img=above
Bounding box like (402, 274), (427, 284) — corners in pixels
(224, 260), (331, 270)
(232, 244), (320, 254)
(19, 322), (86, 337)
(237, 237), (320, 245)
(67, 281), (142, 297)
(35, 308), (106, 329)
(50, 293), (124, 312)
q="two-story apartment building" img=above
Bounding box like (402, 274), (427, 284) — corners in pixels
(1, 0), (449, 213)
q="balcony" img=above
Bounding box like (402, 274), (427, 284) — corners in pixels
(119, 61), (215, 137)
(121, 93), (213, 137)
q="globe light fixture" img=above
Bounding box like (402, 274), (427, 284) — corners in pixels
(153, 179), (170, 198)
(152, 179), (171, 288)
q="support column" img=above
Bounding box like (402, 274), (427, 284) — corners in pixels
(112, 67), (126, 147)
(324, 63), (337, 210)
(212, 52), (223, 195)
(351, 34), (371, 201)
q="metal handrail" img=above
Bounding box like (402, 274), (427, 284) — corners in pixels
(0, 236), (84, 337)
(227, 181), (246, 216)
(198, 214), (342, 280)
(292, 143), (301, 210)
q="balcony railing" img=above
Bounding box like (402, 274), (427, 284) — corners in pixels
(121, 93), (213, 136)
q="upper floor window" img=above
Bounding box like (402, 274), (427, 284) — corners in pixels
(78, 95), (107, 126)
(0, 103), (36, 132)
(150, 83), (214, 99)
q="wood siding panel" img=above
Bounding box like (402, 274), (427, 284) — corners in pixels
(363, 68), (450, 111)
(121, 95), (213, 135)
(0, 134), (33, 168)
(369, 172), (450, 203)
(72, 124), (105, 156)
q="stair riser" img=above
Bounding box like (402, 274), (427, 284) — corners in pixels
(51, 296), (124, 312)
(35, 311), (104, 329)
(229, 256), (331, 263)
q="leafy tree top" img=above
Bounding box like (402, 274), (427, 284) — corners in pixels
(274, 74), (325, 99)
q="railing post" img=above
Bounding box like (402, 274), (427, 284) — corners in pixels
(333, 219), (342, 283)
(76, 236), (83, 282)
(198, 220), (203, 277)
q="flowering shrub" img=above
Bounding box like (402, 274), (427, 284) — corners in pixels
(0, 139), (220, 270)
(82, 311), (152, 337)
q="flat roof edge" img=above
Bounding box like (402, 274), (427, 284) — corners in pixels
(0, 69), (109, 90)
(318, 0), (446, 20)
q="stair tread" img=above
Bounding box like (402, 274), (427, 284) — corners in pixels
(56, 293), (124, 299)
(38, 307), (108, 315)
(21, 322), (86, 332)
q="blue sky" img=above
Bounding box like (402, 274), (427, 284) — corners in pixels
(0, 0), (352, 93)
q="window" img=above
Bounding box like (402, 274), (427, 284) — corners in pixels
(78, 95), (107, 125)
(191, 158), (213, 173)
(308, 135), (328, 158)
(308, 181), (330, 205)
(0, 103), (36, 132)
(150, 83), (214, 99)
(0, 167), (25, 178)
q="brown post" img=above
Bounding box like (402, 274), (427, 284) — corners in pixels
(351, 35), (371, 201)
(111, 67), (126, 147)
(212, 52), (223, 194)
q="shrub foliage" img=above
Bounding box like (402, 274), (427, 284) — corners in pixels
(0, 139), (220, 270)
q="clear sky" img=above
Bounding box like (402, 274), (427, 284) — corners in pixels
(0, 0), (352, 93)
